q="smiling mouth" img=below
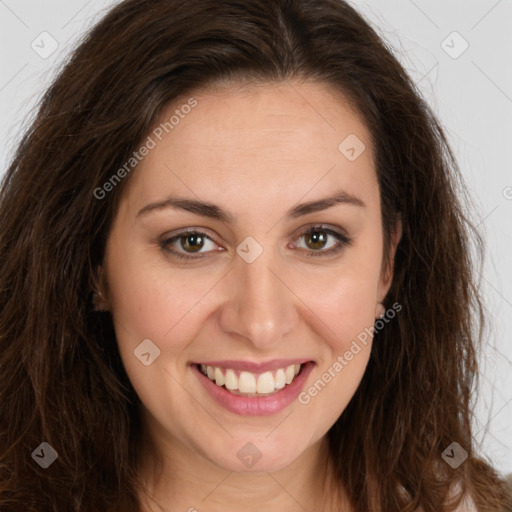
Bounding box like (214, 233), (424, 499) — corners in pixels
(196, 362), (308, 397)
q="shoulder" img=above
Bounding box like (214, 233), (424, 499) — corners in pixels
(451, 494), (478, 512)
(447, 482), (478, 511)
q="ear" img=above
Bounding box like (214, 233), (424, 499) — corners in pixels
(92, 264), (110, 311)
(377, 215), (402, 302)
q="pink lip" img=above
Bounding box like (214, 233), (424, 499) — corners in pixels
(192, 358), (311, 373)
(192, 361), (315, 416)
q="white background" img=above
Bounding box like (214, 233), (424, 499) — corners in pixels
(1, 0), (511, 477)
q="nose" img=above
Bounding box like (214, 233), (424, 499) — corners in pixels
(217, 245), (299, 350)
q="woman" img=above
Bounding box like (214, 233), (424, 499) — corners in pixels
(0, 0), (510, 510)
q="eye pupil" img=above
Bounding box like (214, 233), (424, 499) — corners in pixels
(306, 231), (327, 250)
(182, 234), (204, 252)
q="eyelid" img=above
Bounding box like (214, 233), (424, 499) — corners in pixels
(159, 227), (222, 259)
(163, 226), (220, 244)
(292, 225), (352, 258)
(159, 224), (351, 261)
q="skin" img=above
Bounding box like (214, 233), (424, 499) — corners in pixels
(97, 79), (402, 512)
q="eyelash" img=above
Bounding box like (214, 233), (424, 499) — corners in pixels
(159, 225), (352, 262)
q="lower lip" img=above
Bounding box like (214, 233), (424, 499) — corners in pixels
(192, 362), (315, 416)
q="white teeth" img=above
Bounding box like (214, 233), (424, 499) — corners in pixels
(214, 367), (225, 387)
(256, 371), (275, 393)
(275, 369), (286, 389)
(224, 369), (238, 390)
(285, 365), (295, 384)
(200, 363), (304, 394)
(238, 371), (256, 393)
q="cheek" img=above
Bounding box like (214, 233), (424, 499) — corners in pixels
(104, 255), (204, 421)
(308, 275), (376, 402)
(105, 246), (206, 345)
(318, 272), (375, 316)
(297, 275), (377, 426)
(295, 245), (381, 415)
(308, 250), (382, 347)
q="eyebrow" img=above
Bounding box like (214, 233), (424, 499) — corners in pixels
(136, 188), (365, 223)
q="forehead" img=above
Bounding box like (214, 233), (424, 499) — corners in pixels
(120, 80), (378, 220)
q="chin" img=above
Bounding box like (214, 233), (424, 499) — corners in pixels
(201, 438), (304, 474)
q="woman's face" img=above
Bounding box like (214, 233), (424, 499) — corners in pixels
(100, 80), (400, 474)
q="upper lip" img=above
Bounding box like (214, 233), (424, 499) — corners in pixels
(193, 359), (313, 373)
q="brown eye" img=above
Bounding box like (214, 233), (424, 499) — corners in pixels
(304, 230), (329, 250)
(179, 233), (205, 253)
(294, 225), (352, 258)
(160, 225), (351, 262)
(160, 230), (219, 260)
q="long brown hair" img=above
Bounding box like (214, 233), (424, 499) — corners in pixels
(0, 0), (510, 510)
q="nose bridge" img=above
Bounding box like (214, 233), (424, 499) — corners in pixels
(219, 245), (298, 348)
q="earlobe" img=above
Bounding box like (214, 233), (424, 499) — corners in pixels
(92, 292), (107, 312)
(375, 302), (385, 319)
